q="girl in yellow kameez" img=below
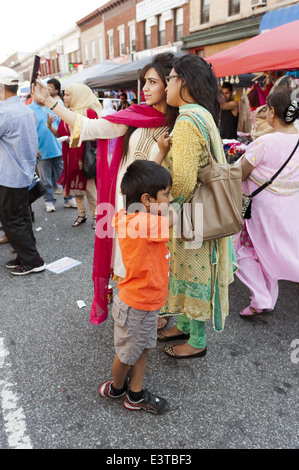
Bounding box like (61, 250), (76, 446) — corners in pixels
(156, 54), (237, 359)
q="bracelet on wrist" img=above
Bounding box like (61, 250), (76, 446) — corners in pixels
(50, 101), (58, 111)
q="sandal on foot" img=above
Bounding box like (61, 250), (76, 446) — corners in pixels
(157, 331), (190, 342)
(92, 217), (97, 229)
(157, 316), (170, 331)
(162, 345), (207, 359)
(72, 215), (87, 227)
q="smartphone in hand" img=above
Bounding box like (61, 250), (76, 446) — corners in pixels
(30, 55), (40, 85)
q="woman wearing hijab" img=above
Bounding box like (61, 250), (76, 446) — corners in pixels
(101, 98), (117, 117)
(48, 83), (101, 228)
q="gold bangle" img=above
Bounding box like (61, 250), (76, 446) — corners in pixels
(50, 101), (58, 111)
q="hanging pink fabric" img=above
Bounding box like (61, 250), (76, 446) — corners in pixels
(90, 104), (167, 325)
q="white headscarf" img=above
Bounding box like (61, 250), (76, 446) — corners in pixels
(66, 83), (102, 117)
(101, 98), (116, 117)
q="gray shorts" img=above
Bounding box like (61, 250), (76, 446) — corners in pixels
(112, 295), (160, 366)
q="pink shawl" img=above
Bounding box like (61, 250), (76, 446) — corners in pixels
(90, 105), (167, 324)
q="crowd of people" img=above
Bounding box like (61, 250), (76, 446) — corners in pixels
(1, 52), (298, 414)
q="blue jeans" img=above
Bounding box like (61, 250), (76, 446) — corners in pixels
(37, 156), (63, 204)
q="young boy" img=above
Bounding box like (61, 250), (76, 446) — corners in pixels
(99, 160), (176, 415)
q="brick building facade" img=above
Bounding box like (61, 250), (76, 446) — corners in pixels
(3, 0), (298, 84)
(183, 0), (299, 57)
(99, 0), (137, 63)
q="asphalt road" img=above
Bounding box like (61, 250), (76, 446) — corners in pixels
(0, 194), (298, 451)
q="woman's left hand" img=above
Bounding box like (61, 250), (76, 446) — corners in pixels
(47, 113), (57, 128)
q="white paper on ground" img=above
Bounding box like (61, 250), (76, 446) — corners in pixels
(77, 300), (86, 309)
(46, 257), (81, 274)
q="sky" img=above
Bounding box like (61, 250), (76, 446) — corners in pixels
(0, 1), (108, 63)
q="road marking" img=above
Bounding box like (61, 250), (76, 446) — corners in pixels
(0, 335), (33, 449)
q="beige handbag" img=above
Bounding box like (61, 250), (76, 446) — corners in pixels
(178, 111), (243, 243)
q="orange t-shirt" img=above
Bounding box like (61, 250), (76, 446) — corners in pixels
(112, 209), (170, 311)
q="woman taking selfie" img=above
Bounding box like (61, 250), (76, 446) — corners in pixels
(33, 53), (177, 325)
(155, 54), (237, 359)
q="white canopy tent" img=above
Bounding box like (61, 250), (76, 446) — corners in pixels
(60, 61), (118, 90)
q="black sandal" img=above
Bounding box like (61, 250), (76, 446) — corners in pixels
(72, 215), (87, 227)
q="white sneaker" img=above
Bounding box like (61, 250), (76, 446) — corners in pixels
(54, 187), (64, 195)
(45, 202), (56, 212)
(64, 198), (77, 208)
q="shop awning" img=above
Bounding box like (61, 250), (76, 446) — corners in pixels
(85, 53), (185, 90)
(259, 3), (299, 33)
(206, 19), (299, 78)
(60, 62), (118, 89)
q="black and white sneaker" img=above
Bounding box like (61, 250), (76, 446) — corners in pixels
(124, 389), (170, 415)
(5, 257), (21, 269)
(10, 258), (46, 276)
(99, 377), (129, 398)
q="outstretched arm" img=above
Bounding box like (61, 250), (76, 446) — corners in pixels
(32, 80), (128, 144)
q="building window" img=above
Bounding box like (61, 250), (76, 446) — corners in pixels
(108, 32), (114, 59)
(144, 19), (151, 50)
(91, 40), (96, 63)
(84, 43), (89, 64)
(119, 29), (125, 56)
(201, 0), (210, 24)
(130, 25), (136, 53)
(175, 7), (184, 42)
(158, 15), (166, 46)
(98, 36), (104, 63)
(229, 0), (240, 16)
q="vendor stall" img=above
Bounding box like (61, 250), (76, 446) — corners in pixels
(206, 19), (299, 78)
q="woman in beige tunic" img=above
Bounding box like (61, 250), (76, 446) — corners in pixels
(33, 53), (177, 325)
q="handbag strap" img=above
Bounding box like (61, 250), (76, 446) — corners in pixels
(178, 111), (217, 164)
(250, 136), (299, 198)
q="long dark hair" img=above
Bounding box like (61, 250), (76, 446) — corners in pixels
(172, 54), (220, 124)
(121, 52), (178, 162)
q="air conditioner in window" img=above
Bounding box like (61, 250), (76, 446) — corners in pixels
(250, 0), (267, 7)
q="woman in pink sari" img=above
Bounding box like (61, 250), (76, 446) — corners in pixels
(235, 87), (299, 316)
(33, 53), (177, 325)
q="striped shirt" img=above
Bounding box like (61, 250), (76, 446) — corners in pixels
(0, 96), (38, 188)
